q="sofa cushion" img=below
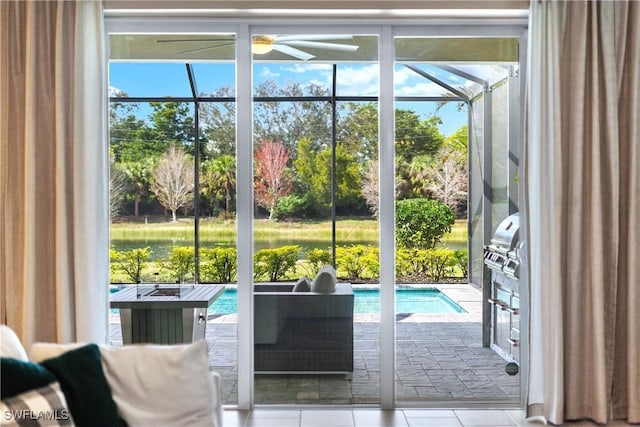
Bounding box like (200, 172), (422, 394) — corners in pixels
(39, 344), (124, 427)
(1, 345), (123, 427)
(0, 325), (28, 361)
(0, 382), (75, 426)
(310, 265), (336, 293)
(292, 277), (311, 292)
(30, 341), (221, 427)
(99, 340), (220, 427)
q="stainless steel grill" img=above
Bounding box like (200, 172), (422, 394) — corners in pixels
(484, 212), (522, 365)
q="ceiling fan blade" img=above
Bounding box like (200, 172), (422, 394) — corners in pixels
(271, 44), (315, 61)
(156, 38), (234, 43)
(284, 41), (358, 52)
(274, 34), (353, 42)
(174, 43), (234, 55)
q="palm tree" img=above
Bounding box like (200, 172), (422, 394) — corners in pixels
(122, 158), (155, 217)
(202, 155), (236, 215)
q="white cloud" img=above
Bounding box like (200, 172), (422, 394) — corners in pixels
(282, 63), (332, 74)
(109, 86), (125, 97)
(394, 67), (414, 86)
(395, 81), (450, 97)
(336, 64), (379, 96)
(260, 67), (280, 79)
(394, 67), (469, 97)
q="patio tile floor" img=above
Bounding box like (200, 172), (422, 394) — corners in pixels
(109, 284), (519, 406)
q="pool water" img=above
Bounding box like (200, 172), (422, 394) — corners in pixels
(208, 288), (466, 315)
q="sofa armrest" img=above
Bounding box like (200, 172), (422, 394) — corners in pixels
(209, 370), (223, 427)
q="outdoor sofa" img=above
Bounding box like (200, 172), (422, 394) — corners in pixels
(254, 266), (354, 376)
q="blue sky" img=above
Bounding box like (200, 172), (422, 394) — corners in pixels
(109, 62), (467, 136)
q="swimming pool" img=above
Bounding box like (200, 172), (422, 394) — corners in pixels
(208, 287), (466, 315)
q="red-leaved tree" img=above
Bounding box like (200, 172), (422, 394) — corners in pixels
(254, 140), (292, 220)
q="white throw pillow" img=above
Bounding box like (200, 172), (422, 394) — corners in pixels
(292, 276), (311, 292)
(310, 265), (337, 293)
(100, 340), (220, 427)
(0, 325), (29, 361)
(31, 340), (221, 427)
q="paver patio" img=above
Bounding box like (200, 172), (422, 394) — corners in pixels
(109, 284), (520, 405)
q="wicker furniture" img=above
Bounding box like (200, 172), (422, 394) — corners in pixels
(253, 282), (354, 377)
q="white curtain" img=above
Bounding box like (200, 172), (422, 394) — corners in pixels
(0, 1), (108, 348)
(525, 0), (639, 424)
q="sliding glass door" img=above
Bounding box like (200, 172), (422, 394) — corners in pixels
(393, 36), (522, 404)
(250, 33), (381, 405)
(106, 19), (526, 409)
(108, 32), (239, 404)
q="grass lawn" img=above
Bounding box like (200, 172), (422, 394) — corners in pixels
(110, 216), (467, 246)
(110, 217), (468, 283)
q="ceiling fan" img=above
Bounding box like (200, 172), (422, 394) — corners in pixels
(155, 35), (359, 61)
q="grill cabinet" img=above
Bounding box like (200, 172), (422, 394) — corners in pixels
(484, 212), (522, 364)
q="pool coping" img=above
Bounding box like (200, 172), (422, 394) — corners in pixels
(109, 283), (483, 324)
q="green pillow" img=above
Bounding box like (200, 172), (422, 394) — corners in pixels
(40, 344), (125, 427)
(0, 357), (56, 399)
(1, 344), (126, 427)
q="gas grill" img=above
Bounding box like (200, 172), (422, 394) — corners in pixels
(484, 212), (522, 365)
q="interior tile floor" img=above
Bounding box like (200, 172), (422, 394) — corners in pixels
(222, 409), (636, 427)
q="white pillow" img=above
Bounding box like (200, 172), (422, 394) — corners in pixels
(30, 342), (84, 362)
(0, 325), (29, 361)
(310, 265), (337, 293)
(31, 340), (221, 427)
(99, 340), (220, 427)
(292, 276), (311, 292)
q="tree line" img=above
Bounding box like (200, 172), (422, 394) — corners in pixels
(109, 81), (468, 222)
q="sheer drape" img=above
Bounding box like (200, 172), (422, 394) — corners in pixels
(0, 1), (108, 348)
(525, 0), (639, 424)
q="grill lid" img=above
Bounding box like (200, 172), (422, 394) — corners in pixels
(490, 212), (520, 250)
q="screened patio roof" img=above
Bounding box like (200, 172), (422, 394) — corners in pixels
(109, 34), (517, 101)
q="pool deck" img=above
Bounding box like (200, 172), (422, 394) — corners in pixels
(110, 283), (519, 405)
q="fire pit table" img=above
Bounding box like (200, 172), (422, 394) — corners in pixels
(110, 284), (225, 345)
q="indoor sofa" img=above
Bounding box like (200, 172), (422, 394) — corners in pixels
(0, 325), (222, 427)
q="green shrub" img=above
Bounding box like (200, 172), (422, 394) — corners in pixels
(303, 248), (332, 277)
(395, 198), (455, 249)
(273, 195), (309, 220)
(200, 247), (237, 283)
(395, 248), (425, 277)
(423, 248), (456, 282)
(254, 245), (301, 282)
(395, 249), (413, 278)
(164, 246), (195, 283)
(453, 249), (468, 278)
(395, 248), (458, 282)
(364, 247), (380, 278)
(110, 247), (151, 283)
(336, 245), (379, 280)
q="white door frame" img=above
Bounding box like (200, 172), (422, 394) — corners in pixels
(104, 16), (528, 410)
